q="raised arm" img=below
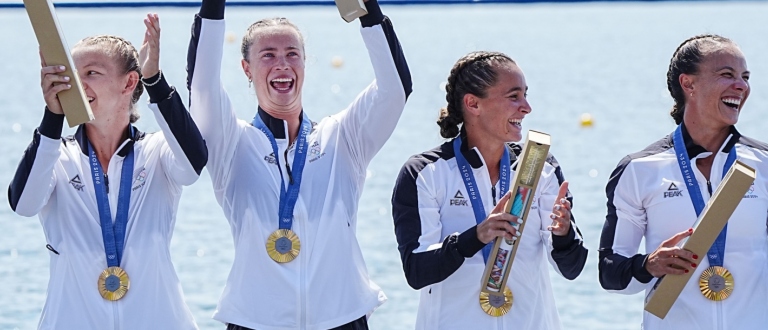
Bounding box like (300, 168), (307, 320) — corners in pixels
(187, 0), (239, 188)
(140, 13), (207, 187)
(339, 0), (412, 169)
(537, 156), (587, 280)
(8, 55), (70, 216)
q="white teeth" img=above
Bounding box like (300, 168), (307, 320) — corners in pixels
(722, 97), (741, 107)
(271, 78), (293, 83)
(509, 119), (522, 125)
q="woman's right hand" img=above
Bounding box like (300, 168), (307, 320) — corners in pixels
(40, 52), (69, 115)
(645, 228), (698, 277)
(476, 192), (522, 244)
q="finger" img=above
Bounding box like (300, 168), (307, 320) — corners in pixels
(660, 265), (689, 276)
(556, 181), (569, 202)
(39, 50), (47, 68)
(43, 74), (71, 86)
(496, 213), (522, 226)
(46, 83), (71, 96)
(667, 256), (696, 271)
(662, 228), (693, 247)
(498, 221), (519, 237)
(492, 191), (512, 214)
(666, 247), (697, 263)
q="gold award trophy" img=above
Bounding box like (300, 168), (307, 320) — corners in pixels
(334, 0), (368, 23)
(644, 160), (755, 319)
(24, 0), (95, 127)
(478, 130), (551, 317)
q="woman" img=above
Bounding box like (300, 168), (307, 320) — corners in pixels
(187, 0), (411, 328)
(391, 51), (587, 329)
(8, 14), (206, 329)
(598, 34), (768, 328)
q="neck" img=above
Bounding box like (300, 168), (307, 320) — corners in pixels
(262, 106), (302, 144)
(465, 128), (505, 185)
(86, 123), (130, 172)
(683, 116), (730, 153)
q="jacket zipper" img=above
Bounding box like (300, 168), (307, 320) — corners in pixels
(491, 186), (497, 206)
(706, 180), (725, 330)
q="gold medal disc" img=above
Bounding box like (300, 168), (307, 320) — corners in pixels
(479, 286), (513, 317)
(98, 266), (130, 301)
(266, 229), (301, 263)
(699, 266), (734, 301)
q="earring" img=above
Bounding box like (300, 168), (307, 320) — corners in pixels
(248, 78), (252, 88)
(690, 92), (693, 97)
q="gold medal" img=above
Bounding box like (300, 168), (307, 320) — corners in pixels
(98, 266), (130, 301)
(699, 266), (734, 301)
(479, 286), (513, 317)
(266, 229), (301, 263)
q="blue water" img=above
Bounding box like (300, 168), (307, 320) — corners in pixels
(1, 1), (768, 329)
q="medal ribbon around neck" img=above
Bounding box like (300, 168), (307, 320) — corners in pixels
(452, 138), (511, 262)
(252, 113), (312, 232)
(89, 140), (134, 269)
(672, 125), (736, 271)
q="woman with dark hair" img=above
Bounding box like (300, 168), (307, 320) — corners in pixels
(391, 51), (587, 329)
(599, 34), (768, 328)
(8, 14), (206, 329)
(187, 0), (411, 328)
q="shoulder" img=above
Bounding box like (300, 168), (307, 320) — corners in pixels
(399, 142), (454, 180)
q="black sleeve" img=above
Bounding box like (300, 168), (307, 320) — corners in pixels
(547, 153), (588, 280)
(598, 157), (654, 290)
(392, 156), (486, 290)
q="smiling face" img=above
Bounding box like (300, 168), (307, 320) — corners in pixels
(241, 25), (305, 117)
(72, 45), (138, 126)
(466, 63), (531, 143)
(682, 44), (750, 128)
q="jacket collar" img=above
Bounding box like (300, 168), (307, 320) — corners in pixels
(256, 107), (305, 141)
(75, 124), (143, 156)
(679, 122), (740, 158)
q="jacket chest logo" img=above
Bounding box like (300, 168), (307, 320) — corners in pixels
(663, 182), (684, 198)
(132, 168), (147, 191)
(69, 175), (85, 192)
(308, 141), (326, 163)
(450, 190), (468, 206)
(264, 152), (277, 165)
(744, 183), (758, 199)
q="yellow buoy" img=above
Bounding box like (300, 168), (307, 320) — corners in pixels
(580, 113), (594, 127)
(331, 56), (344, 68)
(225, 32), (237, 44)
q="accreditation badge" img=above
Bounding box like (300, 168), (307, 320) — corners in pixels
(699, 266), (734, 301)
(266, 229), (301, 263)
(479, 286), (513, 317)
(98, 266), (130, 301)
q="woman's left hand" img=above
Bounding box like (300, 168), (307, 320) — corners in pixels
(139, 13), (161, 79)
(547, 181), (571, 236)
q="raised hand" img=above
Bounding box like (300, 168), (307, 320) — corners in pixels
(476, 192), (522, 244)
(39, 51), (69, 115)
(547, 181), (572, 236)
(645, 229), (698, 277)
(139, 13), (161, 79)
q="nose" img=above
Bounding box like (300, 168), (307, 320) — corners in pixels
(733, 77), (749, 92)
(520, 97), (532, 114)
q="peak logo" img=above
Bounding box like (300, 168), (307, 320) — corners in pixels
(264, 152), (277, 165)
(663, 182), (684, 198)
(69, 175), (85, 192)
(450, 190), (468, 206)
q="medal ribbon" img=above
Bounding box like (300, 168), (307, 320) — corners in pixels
(89, 138), (134, 268)
(253, 112), (312, 230)
(452, 138), (510, 262)
(673, 125), (736, 268)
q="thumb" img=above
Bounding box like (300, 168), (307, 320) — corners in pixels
(662, 228), (693, 247)
(493, 191), (512, 214)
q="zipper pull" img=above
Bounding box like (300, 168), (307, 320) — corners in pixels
(492, 186), (497, 206)
(104, 174), (110, 194)
(284, 148), (294, 185)
(706, 181), (713, 195)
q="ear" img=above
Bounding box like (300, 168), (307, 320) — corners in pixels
(463, 93), (481, 117)
(679, 73), (695, 95)
(124, 71), (139, 96)
(241, 59), (252, 81)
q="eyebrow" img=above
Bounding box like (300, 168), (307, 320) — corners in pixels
(505, 86), (528, 94)
(259, 46), (301, 53)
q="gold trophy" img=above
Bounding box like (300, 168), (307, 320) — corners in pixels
(334, 0), (368, 23)
(478, 130), (551, 317)
(24, 0), (94, 127)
